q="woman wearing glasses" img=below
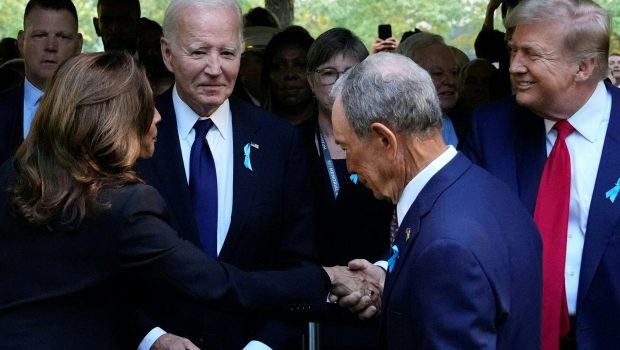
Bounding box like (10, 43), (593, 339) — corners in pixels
(304, 28), (394, 350)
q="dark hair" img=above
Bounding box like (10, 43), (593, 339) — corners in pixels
(400, 29), (421, 43)
(10, 52), (154, 228)
(0, 38), (20, 64)
(139, 17), (163, 34)
(97, 0), (141, 18)
(244, 7), (280, 28)
(307, 28), (368, 72)
(24, 0), (78, 27)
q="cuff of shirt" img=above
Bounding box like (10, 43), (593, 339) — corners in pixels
(137, 327), (167, 350)
(243, 340), (272, 350)
(375, 260), (388, 271)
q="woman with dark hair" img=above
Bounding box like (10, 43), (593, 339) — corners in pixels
(0, 51), (342, 350)
(261, 25), (315, 125)
(304, 28), (394, 349)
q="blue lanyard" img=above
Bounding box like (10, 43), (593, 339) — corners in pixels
(318, 130), (340, 199)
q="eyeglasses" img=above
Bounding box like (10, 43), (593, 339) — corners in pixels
(313, 68), (350, 86)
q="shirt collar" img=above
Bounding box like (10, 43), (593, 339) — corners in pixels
(24, 78), (44, 107)
(172, 84), (231, 141)
(543, 81), (611, 143)
(396, 145), (458, 226)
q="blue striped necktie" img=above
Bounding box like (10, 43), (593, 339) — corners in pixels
(189, 119), (218, 257)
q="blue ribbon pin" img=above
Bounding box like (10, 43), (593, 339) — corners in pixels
(605, 178), (620, 203)
(350, 173), (358, 184)
(387, 245), (399, 273)
(243, 143), (253, 171)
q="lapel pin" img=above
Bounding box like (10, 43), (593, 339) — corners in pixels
(605, 178), (620, 203)
(243, 143), (254, 171)
(405, 228), (411, 241)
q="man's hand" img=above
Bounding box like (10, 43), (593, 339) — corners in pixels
(372, 38), (399, 54)
(323, 259), (386, 320)
(340, 259), (386, 319)
(151, 333), (200, 350)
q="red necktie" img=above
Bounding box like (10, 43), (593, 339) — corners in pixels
(534, 119), (574, 350)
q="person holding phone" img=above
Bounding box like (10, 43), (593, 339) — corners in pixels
(371, 24), (398, 54)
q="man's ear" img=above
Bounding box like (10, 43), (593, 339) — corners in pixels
(160, 37), (175, 74)
(17, 30), (25, 56)
(93, 17), (101, 37)
(75, 33), (83, 54)
(575, 57), (596, 82)
(370, 122), (398, 158)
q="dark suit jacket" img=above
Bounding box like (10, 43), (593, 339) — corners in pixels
(0, 84), (24, 165)
(135, 90), (317, 349)
(463, 83), (620, 349)
(0, 166), (330, 350)
(380, 153), (542, 349)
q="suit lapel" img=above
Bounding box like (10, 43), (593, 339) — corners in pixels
(153, 89), (202, 245)
(515, 105), (547, 215)
(382, 153), (472, 309)
(218, 98), (261, 259)
(578, 83), (620, 306)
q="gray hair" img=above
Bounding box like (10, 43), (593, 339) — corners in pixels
(506, 0), (610, 82)
(163, 0), (244, 50)
(398, 32), (445, 60)
(331, 52), (443, 139)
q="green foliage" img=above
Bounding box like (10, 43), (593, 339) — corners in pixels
(0, 0), (618, 56)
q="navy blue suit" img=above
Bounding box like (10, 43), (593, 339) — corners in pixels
(0, 84), (24, 165)
(380, 153), (542, 349)
(463, 82), (620, 349)
(135, 89), (316, 349)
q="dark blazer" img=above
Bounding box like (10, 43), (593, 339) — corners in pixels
(0, 167), (330, 350)
(135, 89), (316, 349)
(0, 84), (24, 165)
(299, 119), (392, 348)
(299, 120), (393, 267)
(380, 153), (542, 349)
(463, 82), (620, 349)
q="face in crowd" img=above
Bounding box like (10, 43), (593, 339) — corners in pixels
(269, 44), (313, 109)
(161, 4), (242, 117)
(411, 44), (459, 113)
(94, 0), (140, 53)
(508, 21), (581, 119)
(309, 52), (359, 115)
(18, 6), (82, 89)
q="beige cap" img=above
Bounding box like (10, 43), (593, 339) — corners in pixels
(243, 26), (278, 52)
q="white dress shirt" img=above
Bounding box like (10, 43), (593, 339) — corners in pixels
(542, 81), (611, 315)
(172, 85), (234, 254)
(22, 79), (43, 139)
(376, 145), (457, 272)
(396, 146), (458, 226)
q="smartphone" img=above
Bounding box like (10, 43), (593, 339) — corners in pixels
(378, 24), (392, 40)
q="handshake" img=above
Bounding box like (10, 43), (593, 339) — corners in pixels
(323, 259), (386, 320)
